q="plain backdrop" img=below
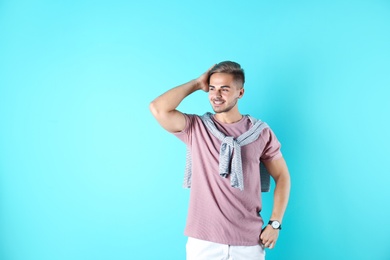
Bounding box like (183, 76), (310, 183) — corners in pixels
(1, 0), (390, 259)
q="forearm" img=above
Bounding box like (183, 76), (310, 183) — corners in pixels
(149, 78), (205, 132)
(149, 66), (212, 132)
(260, 171), (290, 249)
(270, 172), (291, 223)
(150, 79), (201, 114)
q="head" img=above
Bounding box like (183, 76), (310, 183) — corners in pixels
(208, 61), (245, 114)
(208, 61), (245, 88)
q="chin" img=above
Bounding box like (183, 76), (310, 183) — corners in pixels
(213, 108), (229, 114)
(212, 107), (223, 113)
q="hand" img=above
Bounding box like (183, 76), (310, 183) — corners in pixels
(259, 225), (279, 249)
(195, 64), (216, 92)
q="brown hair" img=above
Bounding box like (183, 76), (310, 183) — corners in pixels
(209, 61), (245, 86)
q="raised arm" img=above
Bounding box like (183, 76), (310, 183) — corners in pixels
(260, 157), (291, 249)
(149, 67), (212, 132)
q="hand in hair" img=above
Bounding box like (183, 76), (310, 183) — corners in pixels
(195, 65), (216, 92)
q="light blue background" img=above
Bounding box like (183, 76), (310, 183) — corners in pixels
(1, 0), (390, 259)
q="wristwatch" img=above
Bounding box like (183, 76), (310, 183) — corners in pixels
(268, 220), (282, 230)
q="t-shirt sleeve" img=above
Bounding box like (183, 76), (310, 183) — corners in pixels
(171, 113), (194, 145)
(260, 127), (283, 161)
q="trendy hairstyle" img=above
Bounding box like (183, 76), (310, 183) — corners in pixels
(208, 61), (245, 87)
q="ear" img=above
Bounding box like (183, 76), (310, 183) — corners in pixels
(238, 88), (245, 99)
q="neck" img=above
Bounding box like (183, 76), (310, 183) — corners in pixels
(214, 110), (243, 124)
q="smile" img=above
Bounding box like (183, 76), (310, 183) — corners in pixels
(213, 100), (225, 105)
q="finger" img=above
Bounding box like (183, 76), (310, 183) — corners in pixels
(260, 235), (267, 245)
(268, 240), (277, 249)
(263, 240), (269, 248)
(259, 227), (268, 240)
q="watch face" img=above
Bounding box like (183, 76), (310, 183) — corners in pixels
(271, 221), (280, 229)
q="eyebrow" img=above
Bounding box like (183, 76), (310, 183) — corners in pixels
(209, 85), (231, 88)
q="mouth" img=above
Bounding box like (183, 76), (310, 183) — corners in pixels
(212, 99), (225, 105)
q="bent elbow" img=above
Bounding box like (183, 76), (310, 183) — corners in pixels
(149, 100), (160, 117)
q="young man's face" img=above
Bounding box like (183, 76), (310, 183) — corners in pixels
(208, 72), (244, 114)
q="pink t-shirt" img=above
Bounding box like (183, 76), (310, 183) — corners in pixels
(173, 113), (282, 246)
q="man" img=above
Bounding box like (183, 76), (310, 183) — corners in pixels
(149, 61), (290, 260)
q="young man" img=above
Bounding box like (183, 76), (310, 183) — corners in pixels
(150, 61), (290, 260)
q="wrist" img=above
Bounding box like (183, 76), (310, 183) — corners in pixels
(270, 214), (283, 223)
(192, 79), (202, 90)
(194, 78), (207, 91)
(268, 220), (282, 230)
(192, 76), (208, 92)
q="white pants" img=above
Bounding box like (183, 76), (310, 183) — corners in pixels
(186, 237), (265, 260)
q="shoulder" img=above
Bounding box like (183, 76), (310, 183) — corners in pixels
(183, 113), (202, 123)
(246, 116), (278, 143)
(178, 113), (204, 132)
